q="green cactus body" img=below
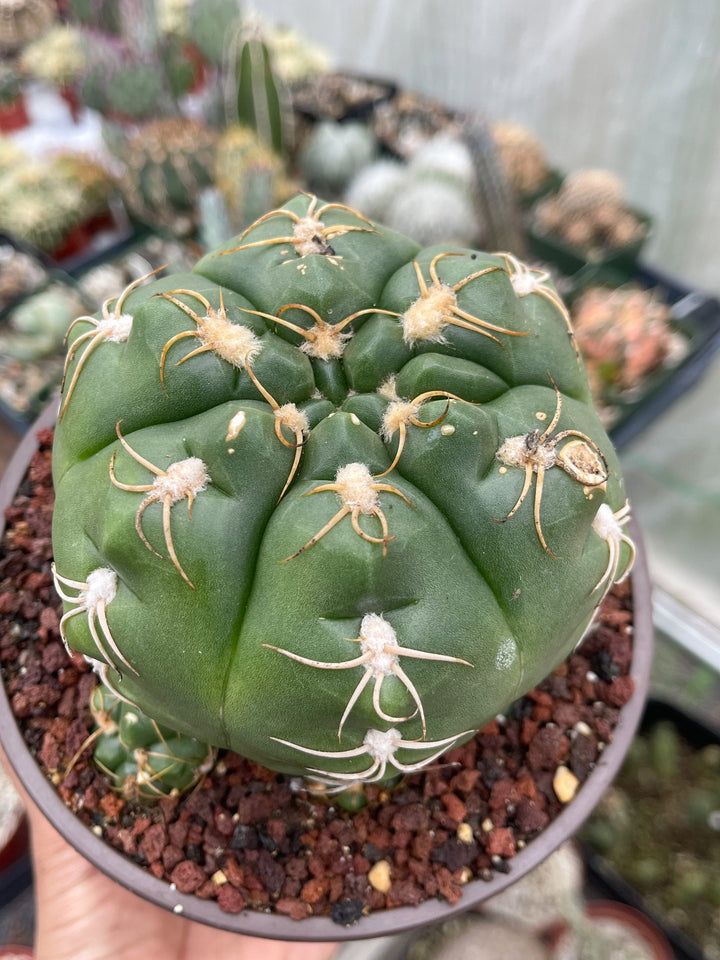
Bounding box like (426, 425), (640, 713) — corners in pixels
(89, 685), (215, 800)
(52, 194), (635, 789)
(236, 31), (287, 155)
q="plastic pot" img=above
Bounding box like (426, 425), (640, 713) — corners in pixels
(0, 402), (654, 942)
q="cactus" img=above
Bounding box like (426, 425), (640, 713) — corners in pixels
(20, 24), (86, 88)
(0, 0), (55, 56)
(534, 169), (644, 254)
(299, 120), (379, 195)
(52, 193), (634, 791)
(234, 15), (289, 155)
(345, 134), (482, 247)
(3, 285), (85, 361)
(116, 118), (218, 231)
(86, 684), (215, 800)
(492, 121), (551, 197)
(0, 63), (23, 107)
(213, 124), (294, 233)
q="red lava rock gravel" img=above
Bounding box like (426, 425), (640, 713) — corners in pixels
(0, 431), (636, 925)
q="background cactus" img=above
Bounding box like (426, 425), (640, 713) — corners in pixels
(115, 118), (218, 232)
(52, 193), (634, 789)
(88, 684), (215, 800)
(19, 23), (86, 89)
(534, 168), (645, 254)
(0, 0), (55, 56)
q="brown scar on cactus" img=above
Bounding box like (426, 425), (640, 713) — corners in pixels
(495, 251), (579, 357)
(495, 376), (608, 557)
(263, 612), (473, 740)
(109, 421), (210, 589)
(591, 499), (636, 597)
(378, 379), (472, 476)
(214, 193), (376, 265)
(284, 462), (414, 562)
(270, 726), (476, 791)
(239, 302), (399, 362)
(398, 253), (530, 347)
(59, 266), (166, 420)
(155, 288), (262, 390)
(51, 563), (138, 678)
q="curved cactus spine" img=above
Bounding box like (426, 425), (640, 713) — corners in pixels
(52, 192), (635, 788)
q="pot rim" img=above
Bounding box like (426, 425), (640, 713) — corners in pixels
(0, 400), (654, 942)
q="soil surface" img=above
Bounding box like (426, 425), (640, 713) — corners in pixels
(0, 429), (635, 925)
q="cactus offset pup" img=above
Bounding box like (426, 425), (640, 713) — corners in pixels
(52, 193), (635, 792)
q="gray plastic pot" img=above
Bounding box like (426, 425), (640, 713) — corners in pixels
(0, 401), (653, 943)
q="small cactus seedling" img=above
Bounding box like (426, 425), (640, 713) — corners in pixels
(52, 193), (635, 790)
(88, 685), (215, 800)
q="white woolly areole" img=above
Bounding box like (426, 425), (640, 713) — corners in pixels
(83, 567), (118, 606)
(334, 462), (379, 513)
(363, 727), (402, 762)
(153, 457), (209, 504)
(510, 272), (539, 297)
(359, 613), (399, 675)
(592, 502), (622, 539)
(381, 399), (420, 440)
(293, 216), (326, 257)
(97, 314), (133, 342)
(275, 403), (309, 434)
(300, 323), (352, 361)
(197, 315), (261, 369)
(497, 433), (556, 470)
(401, 285), (456, 344)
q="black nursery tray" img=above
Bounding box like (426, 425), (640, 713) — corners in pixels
(581, 698), (720, 960)
(601, 264), (720, 450)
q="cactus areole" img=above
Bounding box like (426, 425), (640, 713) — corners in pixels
(52, 193), (635, 791)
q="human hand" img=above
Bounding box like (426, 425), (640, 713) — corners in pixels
(1, 752), (338, 960)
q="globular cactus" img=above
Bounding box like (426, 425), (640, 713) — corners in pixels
(0, 0), (55, 56)
(492, 121), (551, 197)
(87, 684), (215, 800)
(117, 118), (218, 232)
(534, 169), (644, 254)
(213, 124), (294, 233)
(299, 120), (379, 196)
(20, 23), (86, 89)
(52, 193), (635, 791)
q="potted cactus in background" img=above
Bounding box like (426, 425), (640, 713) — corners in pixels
(0, 63), (28, 134)
(0, 192), (650, 937)
(19, 23), (86, 121)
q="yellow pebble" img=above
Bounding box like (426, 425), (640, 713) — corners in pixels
(553, 765), (580, 803)
(459, 866), (473, 884)
(481, 817), (494, 833)
(456, 822), (474, 844)
(368, 859), (393, 893)
(211, 870), (228, 886)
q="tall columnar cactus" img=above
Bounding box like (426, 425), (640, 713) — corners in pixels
(52, 193), (635, 790)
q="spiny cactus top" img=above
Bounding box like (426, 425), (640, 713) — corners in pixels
(51, 193), (635, 788)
